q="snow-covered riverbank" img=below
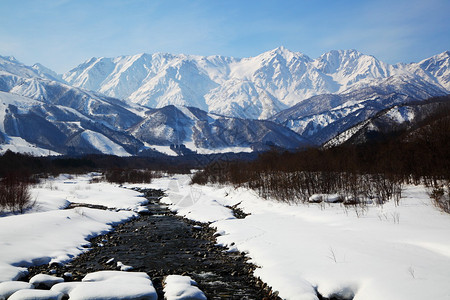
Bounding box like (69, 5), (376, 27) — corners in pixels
(0, 174), (146, 282)
(1, 173), (449, 299)
(143, 175), (450, 300)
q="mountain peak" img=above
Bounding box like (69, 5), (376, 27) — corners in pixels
(0, 55), (19, 63)
(320, 49), (366, 60)
(417, 50), (450, 65)
(260, 46), (311, 63)
(130, 52), (152, 60)
(273, 45), (288, 53)
(32, 63), (63, 82)
(270, 46), (298, 56)
(314, 49), (392, 81)
(0, 55), (54, 79)
(433, 50), (450, 60)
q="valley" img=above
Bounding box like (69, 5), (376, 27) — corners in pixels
(0, 47), (448, 300)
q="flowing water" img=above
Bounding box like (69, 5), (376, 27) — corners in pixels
(28, 189), (280, 299)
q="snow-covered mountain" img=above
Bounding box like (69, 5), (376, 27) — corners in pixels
(323, 95), (450, 147)
(0, 91), (142, 156)
(407, 51), (450, 91)
(0, 49), (449, 155)
(271, 74), (448, 145)
(0, 55), (305, 155)
(63, 48), (450, 120)
(130, 105), (307, 154)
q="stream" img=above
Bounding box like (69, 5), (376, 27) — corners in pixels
(27, 188), (280, 299)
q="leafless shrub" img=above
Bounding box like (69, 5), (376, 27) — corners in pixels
(408, 266), (416, 279)
(428, 180), (450, 213)
(0, 175), (34, 214)
(328, 247), (337, 263)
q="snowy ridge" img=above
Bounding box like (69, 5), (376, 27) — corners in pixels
(409, 51), (450, 90)
(323, 98), (449, 147)
(323, 120), (371, 148)
(0, 136), (59, 156)
(0, 55), (46, 79)
(64, 48), (450, 120)
(271, 74), (448, 145)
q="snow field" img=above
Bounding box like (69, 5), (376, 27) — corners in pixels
(1, 172), (448, 299)
(146, 175), (450, 300)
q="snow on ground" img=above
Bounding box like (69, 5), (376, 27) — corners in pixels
(143, 143), (178, 156)
(3, 270), (158, 299)
(29, 274), (64, 288)
(0, 281), (34, 300)
(31, 174), (148, 212)
(163, 275), (207, 300)
(146, 175), (450, 300)
(66, 271), (157, 300)
(8, 289), (63, 300)
(0, 174), (146, 282)
(81, 130), (131, 157)
(183, 141), (252, 155)
(2, 172), (448, 299)
(0, 136), (60, 156)
(25, 271), (158, 300)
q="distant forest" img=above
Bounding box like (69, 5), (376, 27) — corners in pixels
(0, 149), (260, 180)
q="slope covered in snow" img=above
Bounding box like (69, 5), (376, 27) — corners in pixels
(130, 105), (308, 152)
(407, 51), (450, 91)
(323, 95), (450, 147)
(81, 130), (131, 156)
(271, 75), (448, 145)
(0, 90), (143, 155)
(0, 56), (48, 79)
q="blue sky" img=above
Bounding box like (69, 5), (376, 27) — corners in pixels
(0, 0), (449, 73)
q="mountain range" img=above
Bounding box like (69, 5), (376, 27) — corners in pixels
(63, 47), (450, 119)
(0, 48), (448, 156)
